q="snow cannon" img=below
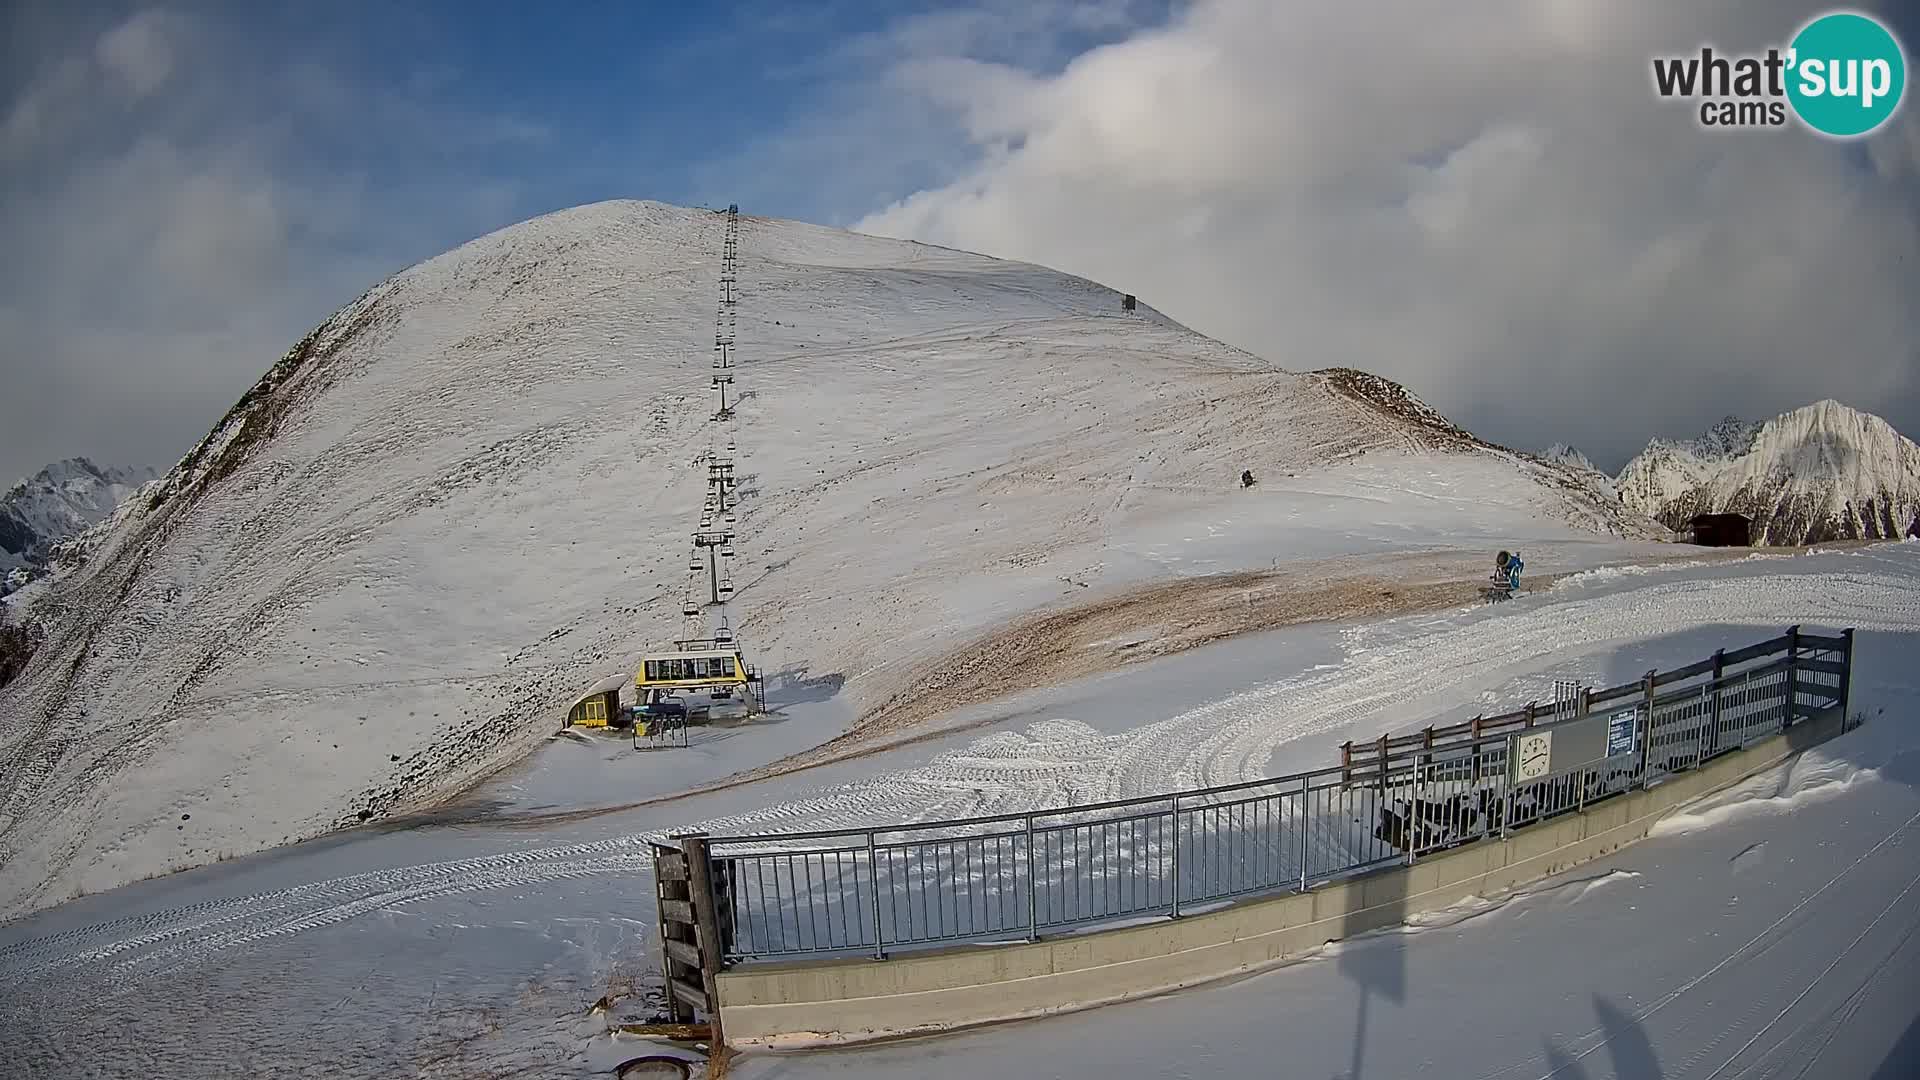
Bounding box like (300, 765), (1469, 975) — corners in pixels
(1484, 550), (1523, 602)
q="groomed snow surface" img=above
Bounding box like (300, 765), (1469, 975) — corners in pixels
(2, 543), (1918, 1079)
(0, 200), (1641, 918)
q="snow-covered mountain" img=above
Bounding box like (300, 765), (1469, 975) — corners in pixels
(1617, 402), (1920, 545)
(1540, 443), (1599, 474)
(0, 458), (156, 591)
(0, 200), (1655, 917)
(1536, 442), (1628, 512)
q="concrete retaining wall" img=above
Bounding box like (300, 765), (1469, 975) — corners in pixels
(716, 706), (1847, 1048)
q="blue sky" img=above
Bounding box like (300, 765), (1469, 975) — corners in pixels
(2, 0), (1916, 482)
(0, 1), (1181, 480)
(135, 0), (1171, 232)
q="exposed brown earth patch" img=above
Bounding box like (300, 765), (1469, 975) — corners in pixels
(464, 544), (1787, 828)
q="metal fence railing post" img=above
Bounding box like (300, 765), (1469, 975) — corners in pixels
(867, 830), (885, 960)
(1709, 649), (1725, 756)
(1170, 795), (1183, 919)
(1785, 624), (1800, 727)
(1639, 670), (1657, 789)
(1501, 734), (1515, 839)
(1408, 753), (1422, 865)
(1024, 814), (1038, 942)
(1840, 627), (1856, 728)
(1693, 681), (1708, 773)
(1298, 775), (1311, 892)
(684, 628), (1839, 965)
(1741, 669), (1756, 747)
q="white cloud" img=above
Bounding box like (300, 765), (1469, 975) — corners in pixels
(95, 9), (181, 99)
(0, 7), (537, 483)
(853, 0), (1920, 468)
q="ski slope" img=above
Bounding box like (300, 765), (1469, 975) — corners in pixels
(0, 200), (1646, 918)
(0, 543), (1915, 1079)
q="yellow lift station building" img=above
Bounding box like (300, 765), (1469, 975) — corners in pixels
(635, 647), (750, 694)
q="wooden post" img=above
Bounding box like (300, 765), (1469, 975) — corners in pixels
(1376, 733), (1390, 795)
(1470, 716), (1484, 783)
(653, 845), (695, 1025)
(1524, 701), (1536, 728)
(680, 833), (727, 1049)
(1341, 741), (1352, 787)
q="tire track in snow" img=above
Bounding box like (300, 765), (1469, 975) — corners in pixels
(678, 565), (1920, 844)
(0, 835), (657, 989)
(5, 559), (1915, 998)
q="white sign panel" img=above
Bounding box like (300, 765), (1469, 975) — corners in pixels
(1514, 730), (1554, 781)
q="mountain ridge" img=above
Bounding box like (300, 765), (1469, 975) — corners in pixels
(0, 198), (1659, 917)
(1617, 400), (1920, 545)
(1, 458), (156, 593)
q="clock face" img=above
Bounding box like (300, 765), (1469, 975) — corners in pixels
(1515, 731), (1553, 780)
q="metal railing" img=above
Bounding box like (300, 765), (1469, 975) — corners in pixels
(658, 626), (1854, 972)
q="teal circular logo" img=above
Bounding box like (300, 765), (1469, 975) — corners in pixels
(1787, 12), (1907, 137)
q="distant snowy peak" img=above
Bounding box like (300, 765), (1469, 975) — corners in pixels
(1617, 401), (1920, 545)
(0, 458), (156, 583)
(1687, 415), (1762, 461)
(1541, 443), (1599, 474)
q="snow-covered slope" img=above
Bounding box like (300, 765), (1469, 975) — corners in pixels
(1, 546), (1914, 1080)
(0, 459), (155, 591)
(1618, 403), (1920, 545)
(0, 199), (1651, 917)
(1536, 442), (1629, 517)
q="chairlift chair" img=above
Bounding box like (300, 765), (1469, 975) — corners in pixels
(681, 601), (698, 616)
(688, 555), (702, 571)
(720, 546), (735, 559)
(717, 582), (735, 600)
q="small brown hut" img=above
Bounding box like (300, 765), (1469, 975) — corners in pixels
(1689, 513), (1751, 547)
